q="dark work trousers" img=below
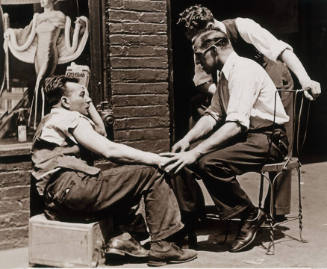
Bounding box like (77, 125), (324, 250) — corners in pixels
(44, 165), (183, 241)
(170, 128), (287, 221)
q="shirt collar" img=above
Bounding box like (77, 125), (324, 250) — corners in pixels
(221, 51), (239, 79)
(51, 107), (67, 114)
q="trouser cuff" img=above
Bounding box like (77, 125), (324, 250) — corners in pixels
(151, 223), (184, 242)
(220, 204), (253, 220)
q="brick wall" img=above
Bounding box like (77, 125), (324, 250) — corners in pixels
(0, 154), (31, 250)
(106, 0), (172, 152)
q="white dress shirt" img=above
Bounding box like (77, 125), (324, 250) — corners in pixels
(205, 52), (289, 130)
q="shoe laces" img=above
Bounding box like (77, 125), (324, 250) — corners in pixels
(170, 242), (183, 253)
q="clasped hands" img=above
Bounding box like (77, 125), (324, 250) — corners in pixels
(157, 138), (200, 174)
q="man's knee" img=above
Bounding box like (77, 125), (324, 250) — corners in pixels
(197, 154), (234, 181)
(139, 166), (170, 190)
(197, 153), (223, 173)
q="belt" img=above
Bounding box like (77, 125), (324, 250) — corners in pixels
(248, 124), (286, 134)
(248, 124), (289, 158)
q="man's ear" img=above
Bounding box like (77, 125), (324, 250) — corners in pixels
(207, 22), (214, 29)
(61, 96), (70, 109)
(211, 46), (221, 63)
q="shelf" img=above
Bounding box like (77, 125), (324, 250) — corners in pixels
(0, 139), (32, 157)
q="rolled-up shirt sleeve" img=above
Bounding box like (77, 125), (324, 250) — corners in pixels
(235, 17), (293, 61)
(225, 64), (261, 129)
(204, 86), (223, 122)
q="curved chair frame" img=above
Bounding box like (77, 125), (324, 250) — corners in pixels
(258, 89), (308, 255)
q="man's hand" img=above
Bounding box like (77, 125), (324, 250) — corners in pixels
(160, 150), (200, 174)
(301, 79), (321, 101)
(172, 138), (190, 153)
(196, 82), (216, 96)
(156, 155), (175, 171)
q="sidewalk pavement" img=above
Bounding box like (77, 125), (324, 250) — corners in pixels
(1, 160), (327, 268)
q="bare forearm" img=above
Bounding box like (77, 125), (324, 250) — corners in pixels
(76, 126), (160, 166)
(280, 49), (310, 85)
(88, 102), (106, 136)
(107, 142), (161, 166)
(280, 49), (321, 100)
(163, 122), (242, 174)
(74, 120), (162, 167)
(184, 115), (216, 144)
(191, 122), (242, 157)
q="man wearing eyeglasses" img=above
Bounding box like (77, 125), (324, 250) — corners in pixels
(176, 5), (321, 222)
(162, 28), (289, 252)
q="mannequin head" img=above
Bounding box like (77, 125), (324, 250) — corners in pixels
(40, 0), (65, 9)
(40, 0), (54, 9)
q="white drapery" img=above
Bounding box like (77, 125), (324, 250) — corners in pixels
(1, 0), (40, 5)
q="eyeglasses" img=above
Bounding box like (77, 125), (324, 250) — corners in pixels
(193, 38), (225, 58)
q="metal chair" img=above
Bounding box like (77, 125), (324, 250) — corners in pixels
(258, 89), (309, 255)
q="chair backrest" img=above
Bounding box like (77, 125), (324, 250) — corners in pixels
(274, 89), (309, 159)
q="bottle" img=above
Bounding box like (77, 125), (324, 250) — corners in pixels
(17, 108), (27, 142)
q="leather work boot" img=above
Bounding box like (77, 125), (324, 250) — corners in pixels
(147, 240), (197, 267)
(166, 225), (198, 249)
(229, 208), (266, 252)
(106, 232), (149, 257)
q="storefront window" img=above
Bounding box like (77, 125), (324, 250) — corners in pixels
(0, 0), (92, 145)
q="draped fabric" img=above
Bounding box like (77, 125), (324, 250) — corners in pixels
(0, 7), (5, 93)
(4, 15), (89, 64)
(1, 0), (40, 4)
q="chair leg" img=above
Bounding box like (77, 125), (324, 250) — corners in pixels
(297, 166), (307, 243)
(266, 214), (275, 255)
(266, 175), (275, 255)
(258, 173), (264, 209)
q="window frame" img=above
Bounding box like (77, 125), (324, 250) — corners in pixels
(0, 0), (106, 152)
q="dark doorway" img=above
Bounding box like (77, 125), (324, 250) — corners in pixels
(170, 0), (327, 160)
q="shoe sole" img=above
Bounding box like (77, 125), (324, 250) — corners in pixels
(147, 255), (197, 267)
(107, 247), (149, 258)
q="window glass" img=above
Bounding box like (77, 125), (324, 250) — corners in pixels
(0, 0), (90, 144)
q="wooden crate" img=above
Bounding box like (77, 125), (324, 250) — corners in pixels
(29, 214), (105, 267)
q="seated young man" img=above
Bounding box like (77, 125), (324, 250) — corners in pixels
(163, 28), (289, 252)
(31, 75), (197, 266)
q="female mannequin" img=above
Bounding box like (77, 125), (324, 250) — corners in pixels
(4, 0), (89, 128)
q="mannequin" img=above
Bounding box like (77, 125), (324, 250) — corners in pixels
(4, 0), (89, 128)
